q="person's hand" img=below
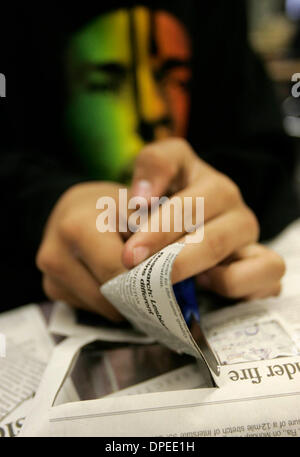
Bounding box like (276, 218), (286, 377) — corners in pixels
(122, 138), (285, 300)
(36, 182), (127, 321)
(196, 243), (285, 300)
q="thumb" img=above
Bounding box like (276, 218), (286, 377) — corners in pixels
(130, 140), (187, 202)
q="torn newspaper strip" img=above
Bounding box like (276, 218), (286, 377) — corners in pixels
(101, 243), (220, 381)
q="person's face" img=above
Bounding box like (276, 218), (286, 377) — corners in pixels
(65, 6), (191, 181)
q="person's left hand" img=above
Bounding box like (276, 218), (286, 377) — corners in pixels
(196, 243), (285, 300)
(122, 138), (285, 301)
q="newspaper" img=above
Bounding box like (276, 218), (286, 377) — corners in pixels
(20, 219), (300, 436)
(20, 334), (300, 437)
(0, 305), (79, 437)
(101, 243), (219, 380)
(202, 299), (300, 366)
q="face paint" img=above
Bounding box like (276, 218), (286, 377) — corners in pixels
(65, 7), (191, 182)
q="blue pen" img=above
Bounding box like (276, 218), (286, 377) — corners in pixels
(173, 277), (200, 327)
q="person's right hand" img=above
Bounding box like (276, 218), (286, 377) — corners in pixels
(36, 182), (127, 321)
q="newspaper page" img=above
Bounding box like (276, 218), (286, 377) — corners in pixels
(0, 304), (78, 437)
(20, 334), (300, 437)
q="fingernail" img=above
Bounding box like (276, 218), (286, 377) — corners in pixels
(197, 273), (211, 289)
(133, 246), (150, 266)
(133, 180), (152, 200)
